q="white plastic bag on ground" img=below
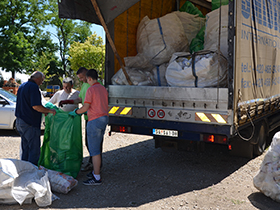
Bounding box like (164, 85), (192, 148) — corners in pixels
(166, 51), (228, 87)
(0, 159), (52, 207)
(39, 166), (78, 194)
(204, 5), (228, 58)
(253, 132), (280, 202)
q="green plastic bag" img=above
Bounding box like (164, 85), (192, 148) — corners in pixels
(39, 106), (82, 178)
(180, 1), (205, 18)
(190, 26), (205, 53)
(212, 0), (229, 10)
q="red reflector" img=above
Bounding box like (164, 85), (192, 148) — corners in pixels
(208, 135), (214, 142)
(119, 126), (126, 132)
(203, 134), (227, 144)
(228, 145), (232, 150)
(223, 137), (227, 143)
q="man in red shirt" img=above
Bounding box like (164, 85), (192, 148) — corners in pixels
(70, 69), (108, 185)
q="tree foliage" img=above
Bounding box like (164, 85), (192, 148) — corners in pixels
(45, 0), (92, 77)
(69, 33), (105, 78)
(0, 0), (49, 77)
(0, 0), (95, 81)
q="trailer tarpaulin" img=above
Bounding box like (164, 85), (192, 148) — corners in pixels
(234, 1), (280, 124)
(58, 0), (140, 25)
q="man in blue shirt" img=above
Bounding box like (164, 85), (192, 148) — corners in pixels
(16, 71), (56, 165)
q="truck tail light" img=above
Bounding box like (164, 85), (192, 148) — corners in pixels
(111, 125), (131, 133)
(203, 134), (227, 144)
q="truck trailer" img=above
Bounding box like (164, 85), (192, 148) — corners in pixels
(59, 0), (280, 158)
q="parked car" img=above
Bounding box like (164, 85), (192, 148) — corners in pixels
(0, 88), (17, 130)
(0, 88), (45, 130)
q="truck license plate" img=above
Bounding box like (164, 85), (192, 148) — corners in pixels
(153, 129), (178, 137)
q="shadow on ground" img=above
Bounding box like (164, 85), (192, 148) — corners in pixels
(0, 138), (254, 209)
(0, 129), (45, 137)
(3, 127), (280, 209)
(0, 129), (19, 137)
(248, 192), (280, 210)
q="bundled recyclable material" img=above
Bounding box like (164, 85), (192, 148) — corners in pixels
(112, 64), (168, 86)
(152, 63), (168, 86)
(112, 67), (155, 86)
(204, 5), (229, 59)
(166, 51), (228, 87)
(124, 54), (154, 71)
(190, 26), (205, 53)
(133, 12), (189, 66)
(39, 166), (78, 194)
(0, 159), (52, 207)
(173, 11), (205, 44)
(253, 132), (280, 202)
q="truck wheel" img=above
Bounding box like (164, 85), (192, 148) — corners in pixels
(253, 122), (267, 156)
(229, 136), (253, 158)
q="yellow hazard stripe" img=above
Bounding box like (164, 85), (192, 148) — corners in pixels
(196, 112), (211, 122)
(196, 112), (227, 124)
(211, 114), (227, 124)
(109, 106), (119, 114)
(120, 107), (132, 115)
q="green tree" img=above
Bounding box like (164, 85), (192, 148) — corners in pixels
(69, 33), (105, 78)
(46, 0), (92, 77)
(0, 0), (49, 78)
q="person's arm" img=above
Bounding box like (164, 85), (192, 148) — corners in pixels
(75, 103), (90, 115)
(73, 97), (82, 104)
(33, 105), (56, 115)
(49, 92), (58, 104)
(59, 97), (82, 107)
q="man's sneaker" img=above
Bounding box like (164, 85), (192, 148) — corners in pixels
(87, 171), (94, 179)
(83, 177), (102, 186)
(81, 162), (93, 172)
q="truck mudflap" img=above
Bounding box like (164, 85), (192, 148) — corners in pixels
(109, 116), (231, 142)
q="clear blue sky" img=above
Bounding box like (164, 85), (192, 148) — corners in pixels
(45, 23), (105, 44)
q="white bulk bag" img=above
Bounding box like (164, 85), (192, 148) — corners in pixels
(152, 63), (168, 86)
(111, 67), (155, 86)
(166, 51), (228, 87)
(136, 13), (189, 66)
(0, 159), (52, 207)
(204, 5), (228, 58)
(173, 11), (206, 43)
(253, 132), (280, 202)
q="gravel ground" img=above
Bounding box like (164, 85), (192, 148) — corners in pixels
(0, 119), (280, 210)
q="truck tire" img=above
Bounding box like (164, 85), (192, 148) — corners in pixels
(253, 122), (267, 156)
(229, 136), (253, 158)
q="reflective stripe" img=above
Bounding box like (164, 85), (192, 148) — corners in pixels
(109, 106), (119, 114)
(196, 112), (228, 124)
(108, 106), (132, 116)
(120, 107), (132, 115)
(211, 114), (227, 124)
(196, 112), (211, 122)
